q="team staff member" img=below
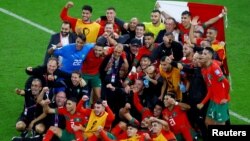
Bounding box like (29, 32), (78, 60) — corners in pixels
(15, 79), (45, 138)
(43, 21), (76, 65)
(60, 1), (100, 43)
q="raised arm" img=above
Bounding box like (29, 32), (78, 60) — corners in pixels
(203, 7), (227, 28)
(36, 87), (49, 105)
(60, 1), (78, 31)
(15, 88), (25, 96)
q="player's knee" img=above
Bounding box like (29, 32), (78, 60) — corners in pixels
(16, 121), (26, 131)
(205, 117), (213, 126)
(35, 123), (45, 134)
(49, 126), (59, 134)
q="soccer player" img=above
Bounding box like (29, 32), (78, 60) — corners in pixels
(133, 32), (157, 66)
(143, 10), (165, 40)
(148, 117), (176, 141)
(96, 7), (125, 36)
(162, 93), (194, 141)
(77, 97), (115, 140)
(60, 1), (100, 43)
(159, 56), (182, 101)
(197, 47), (230, 126)
(42, 96), (87, 141)
(48, 34), (94, 73)
(98, 123), (146, 141)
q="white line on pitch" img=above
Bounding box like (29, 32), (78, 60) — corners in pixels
(0, 7), (55, 34)
(229, 110), (250, 123)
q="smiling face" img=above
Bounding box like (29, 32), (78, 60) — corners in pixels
(129, 17), (139, 30)
(140, 57), (151, 70)
(61, 22), (70, 37)
(47, 59), (58, 74)
(153, 105), (162, 117)
(144, 35), (154, 48)
(75, 37), (85, 50)
(82, 9), (91, 22)
(94, 103), (105, 116)
(71, 72), (81, 86)
(127, 126), (138, 137)
(151, 121), (163, 134)
(106, 9), (116, 22)
(55, 91), (67, 107)
(135, 24), (145, 38)
(94, 45), (103, 57)
(206, 28), (217, 42)
(151, 11), (161, 25)
(31, 79), (42, 96)
(181, 15), (191, 28)
(66, 100), (76, 113)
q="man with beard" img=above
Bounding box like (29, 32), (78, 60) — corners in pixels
(60, 1), (101, 43)
(13, 79), (45, 139)
(151, 32), (183, 65)
(133, 32), (157, 66)
(143, 10), (165, 40)
(43, 21), (76, 65)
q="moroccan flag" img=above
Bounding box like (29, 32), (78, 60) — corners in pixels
(156, 0), (230, 76)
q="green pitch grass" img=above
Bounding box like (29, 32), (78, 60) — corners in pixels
(0, 0), (249, 140)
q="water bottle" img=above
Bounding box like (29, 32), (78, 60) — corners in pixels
(143, 79), (149, 88)
(111, 74), (115, 83)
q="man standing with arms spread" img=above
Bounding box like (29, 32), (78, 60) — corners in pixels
(60, 1), (100, 43)
(48, 34), (94, 73)
(197, 47), (230, 126)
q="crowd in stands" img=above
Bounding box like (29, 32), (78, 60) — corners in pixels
(12, 1), (230, 141)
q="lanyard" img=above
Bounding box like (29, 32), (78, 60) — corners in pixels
(54, 114), (59, 127)
(24, 104), (36, 116)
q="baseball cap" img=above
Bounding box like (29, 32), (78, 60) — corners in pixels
(130, 38), (141, 47)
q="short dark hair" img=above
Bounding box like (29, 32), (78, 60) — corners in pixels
(82, 5), (93, 13)
(164, 32), (173, 36)
(165, 91), (176, 99)
(160, 55), (168, 62)
(107, 7), (116, 11)
(67, 97), (78, 103)
(152, 9), (161, 15)
(144, 32), (154, 38)
(95, 98), (103, 105)
(208, 27), (218, 34)
(77, 33), (86, 42)
(181, 10), (191, 17)
(127, 122), (139, 129)
(140, 55), (152, 63)
(72, 70), (82, 77)
(136, 23), (145, 30)
(204, 47), (215, 55)
(62, 21), (71, 28)
(155, 100), (164, 108)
